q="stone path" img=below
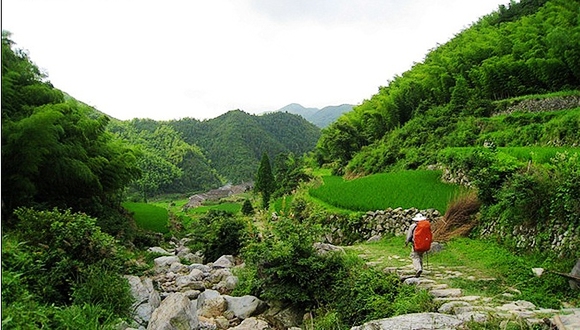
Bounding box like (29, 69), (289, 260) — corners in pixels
(376, 257), (580, 330)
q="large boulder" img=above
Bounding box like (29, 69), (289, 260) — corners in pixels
(125, 275), (160, 326)
(224, 295), (267, 320)
(197, 289), (227, 319)
(154, 256), (181, 271)
(147, 292), (198, 330)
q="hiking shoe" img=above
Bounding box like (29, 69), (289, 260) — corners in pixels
(415, 270), (422, 278)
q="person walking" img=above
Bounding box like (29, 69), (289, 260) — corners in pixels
(405, 213), (432, 277)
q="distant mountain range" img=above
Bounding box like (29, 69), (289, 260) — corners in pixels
(276, 103), (354, 128)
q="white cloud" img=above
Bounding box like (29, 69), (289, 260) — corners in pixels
(2, 0), (507, 120)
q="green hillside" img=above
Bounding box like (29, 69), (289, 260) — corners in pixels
(168, 110), (321, 184)
(317, 0), (580, 175)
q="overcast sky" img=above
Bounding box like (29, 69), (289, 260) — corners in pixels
(2, 0), (508, 121)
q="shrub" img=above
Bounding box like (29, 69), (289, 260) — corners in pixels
(187, 210), (250, 262)
(241, 217), (344, 306)
(52, 303), (119, 330)
(329, 266), (402, 325)
(8, 208), (123, 305)
(239, 217), (434, 326)
(71, 263), (133, 318)
(241, 199), (254, 215)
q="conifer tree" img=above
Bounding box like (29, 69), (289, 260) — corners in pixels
(255, 152), (276, 209)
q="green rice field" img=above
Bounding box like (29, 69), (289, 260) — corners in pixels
(309, 170), (460, 213)
(122, 202), (169, 233)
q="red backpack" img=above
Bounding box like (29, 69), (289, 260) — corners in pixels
(413, 220), (432, 252)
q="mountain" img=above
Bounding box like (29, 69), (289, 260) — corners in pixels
(169, 110), (321, 184)
(277, 103), (354, 128)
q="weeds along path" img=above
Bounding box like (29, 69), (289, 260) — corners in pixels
(345, 240), (580, 329)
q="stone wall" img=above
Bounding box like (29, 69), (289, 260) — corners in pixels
(478, 218), (580, 258)
(321, 204), (578, 258)
(323, 207), (442, 245)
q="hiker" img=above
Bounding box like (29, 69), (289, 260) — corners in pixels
(405, 213), (432, 277)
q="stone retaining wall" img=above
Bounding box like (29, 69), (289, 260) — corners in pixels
(323, 207), (442, 244)
(321, 204), (578, 258)
(478, 219), (579, 258)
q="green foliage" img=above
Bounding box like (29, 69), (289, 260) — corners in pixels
(329, 266), (409, 325)
(109, 120), (222, 200)
(241, 217), (343, 306)
(2, 208), (132, 329)
(71, 264), (133, 318)
(239, 217), (434, 328)
(1, 33), (140, 233)
(255, 152), (276, 209)
(309, 170), (459, 213)
(123, 202), (169, 233)
(427, 237), (578, 308)
(186, 202), (241, 216)
(5, 208), (123, 305)
(317, 0), (580, 174)
(273, 152), (312, 197)
(52, 303), (120, 330)
(169, 110), (321, 184)
(241, 199), (254, 216)
(187, 210), (250, 262)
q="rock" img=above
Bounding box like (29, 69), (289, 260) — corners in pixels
(214, 275), (239, 294)
(197, 290), (227, 319)
(230, 317), (271, 330)
(147, 292), (198, 330)
(174, 275), (205, 291)
(148, 247), (172, 255)
(313, 242), (345, 255)
(224, 295), (267, 320)
(570, 259), (580, 290)
(168, 262), (188, 274)
(125, 275), (158, 325)
(531, 268), (544, 277)
(213, 255), (235, 269)
(189, 263), (212, 274)
(154, 256), (180, 271)
(438, 301), (471, 314)
(351, 312), (464, 330)
(367, 234), (382, 242)
(430, 288), (462, 298)
(208, 268), (233, 284)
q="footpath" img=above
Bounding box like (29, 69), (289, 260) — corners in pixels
(354, 252), (580, 330)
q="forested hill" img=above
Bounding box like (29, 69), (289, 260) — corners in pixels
(316, 0), (580, 175)
(168, 110), (321, 183)
(111, 110), (321, 191)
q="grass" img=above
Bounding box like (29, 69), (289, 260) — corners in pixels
(122, 202), (169, 233)
(498, 146), (580, 164)
(308, 170), (460, 213)
(345, 236), (578, 309)
(185, 202), (241, 215)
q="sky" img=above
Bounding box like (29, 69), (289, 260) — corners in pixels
(2, 0), (508, 121)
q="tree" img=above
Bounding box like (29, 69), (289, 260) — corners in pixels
(241, 199), (254, 215)
(255, 152), (276, 209)
(1, 32), (140, 230)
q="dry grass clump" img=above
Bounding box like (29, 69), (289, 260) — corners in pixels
(432, 190), (481, 242)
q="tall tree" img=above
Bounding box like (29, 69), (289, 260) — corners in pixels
(255, 152), (276, 209)
(1, 31), (140, 230)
